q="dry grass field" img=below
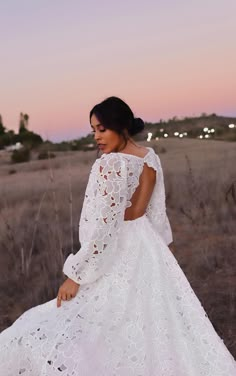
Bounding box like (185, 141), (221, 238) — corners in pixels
(0, 138), (235, 357)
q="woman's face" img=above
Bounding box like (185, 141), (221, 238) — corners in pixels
(90, 114), (126, 154)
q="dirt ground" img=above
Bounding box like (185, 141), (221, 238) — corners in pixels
(0, 138), (235, 357)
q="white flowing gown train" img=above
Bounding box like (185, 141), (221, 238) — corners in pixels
(0, 147), (235, 375)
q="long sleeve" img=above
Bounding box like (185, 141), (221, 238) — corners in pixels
(63, 153), (127, 285)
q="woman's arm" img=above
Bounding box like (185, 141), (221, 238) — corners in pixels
(63, 154), (127, 285)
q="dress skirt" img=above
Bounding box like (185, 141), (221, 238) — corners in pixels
(0, 214), (235, 375)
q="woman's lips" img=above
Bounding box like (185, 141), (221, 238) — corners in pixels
(98, 144), (106, 149)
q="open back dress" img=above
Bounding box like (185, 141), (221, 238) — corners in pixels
(0, 146), (235, 375)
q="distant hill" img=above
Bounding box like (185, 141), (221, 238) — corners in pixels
(33, 114), (236, 154)
(143, 114), (236, 142)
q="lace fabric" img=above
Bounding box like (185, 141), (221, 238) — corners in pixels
(1, 147), (235, 375)
(63, 147), (172, 285)
(63, 154), (128, 285)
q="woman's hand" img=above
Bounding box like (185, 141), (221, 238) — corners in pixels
(57, 278), (80, 307)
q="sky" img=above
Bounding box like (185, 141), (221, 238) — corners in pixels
(1, 0), (236, 142)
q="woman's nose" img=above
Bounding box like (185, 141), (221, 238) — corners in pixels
(94, 132), (101, 141)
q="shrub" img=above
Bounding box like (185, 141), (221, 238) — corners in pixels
(160, 147), (167, 153)
(38, 151), (56, 160)
(11, 148), (31, 163)
(8, 169), (17, 175)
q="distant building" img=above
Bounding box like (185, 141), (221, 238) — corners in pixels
(5, 142), (23, 151)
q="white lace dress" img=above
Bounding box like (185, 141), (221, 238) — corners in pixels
(0, 147), (235, 376)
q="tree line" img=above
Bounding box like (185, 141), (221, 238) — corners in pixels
(0, 113), (43, 150)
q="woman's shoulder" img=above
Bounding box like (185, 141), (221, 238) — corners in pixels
(92, 147), (161, 169)
(91, 153), (127, 177)
(94, 152), (126, 166)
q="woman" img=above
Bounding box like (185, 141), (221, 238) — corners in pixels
(0, 96), (235, 375)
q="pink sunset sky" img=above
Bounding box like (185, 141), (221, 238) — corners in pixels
(1, 0), (236, 142)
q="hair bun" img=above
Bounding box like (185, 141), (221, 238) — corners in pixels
(129, 117), (145, 136)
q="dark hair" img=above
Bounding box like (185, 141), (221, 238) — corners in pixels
(89, 96), (145, 147)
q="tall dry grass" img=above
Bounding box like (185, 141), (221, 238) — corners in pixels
(0, 140), (235, 356)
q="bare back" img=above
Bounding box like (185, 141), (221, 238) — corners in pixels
(123, 148), (157, 221)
